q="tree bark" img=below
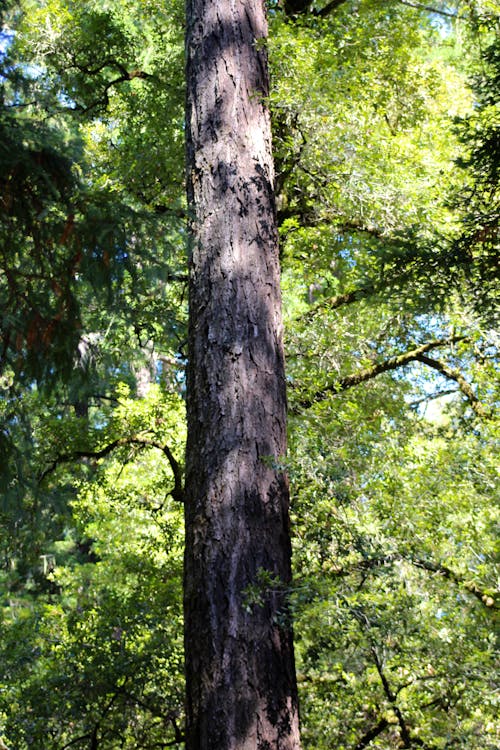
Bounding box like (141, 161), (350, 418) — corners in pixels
(184, 1), (301, 748)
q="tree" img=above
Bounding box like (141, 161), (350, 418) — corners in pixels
(1, 1), (498, 749)
(183, 1), (300, 748)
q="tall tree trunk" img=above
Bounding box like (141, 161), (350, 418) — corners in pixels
(184, 1), (301, 748)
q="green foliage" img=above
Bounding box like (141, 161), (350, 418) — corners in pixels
(290, 394), (499, 749)
(1, 385), (186, 748)
(0, 0), (186, 387)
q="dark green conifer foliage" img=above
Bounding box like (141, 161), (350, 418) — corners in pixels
(452, 14), (500, 322)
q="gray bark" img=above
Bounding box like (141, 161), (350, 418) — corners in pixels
(184, 1), (301, 748)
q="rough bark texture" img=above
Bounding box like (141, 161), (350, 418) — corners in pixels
(184, 1), (301, 748)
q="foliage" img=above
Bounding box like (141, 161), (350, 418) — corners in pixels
(0, 385), (186, 748)
(289, 389), (499, 749)
(0, 0), (186, 387)
(450, 12), (500, 322)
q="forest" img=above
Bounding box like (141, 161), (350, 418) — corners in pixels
(0, 0), (498, 748)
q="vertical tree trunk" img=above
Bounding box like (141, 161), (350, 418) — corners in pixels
(184, 1), (301, 748)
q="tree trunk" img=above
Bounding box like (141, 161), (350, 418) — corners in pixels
(184, 1), (301, 748)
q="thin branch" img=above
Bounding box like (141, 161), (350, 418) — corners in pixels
(60, 692), (120, 749)
(284, 0), (457, 19)
(354, 718), (389, 750)
(415, 354), (488, 418)
(316, 0), (350, 17)
(350, 608), (461, 750)
(303, 284), (376, 322)
(331, 552), (496, 610)
(80, 70), (153, 113)
(161, 442), (185, 503)
(295, 336), (468, 409)
(371, 647), (413, 748)
(153, 204), (189, 222)
(39, 436), (184, 502)
(39, 437), (126, 481)
(66, 56), (155, 113)
(60, 734), (93, 750)
(409, 387), (459, 407)
(68, 55), (155, 84)
(410, 556), (496, 609)
(283, 0), (348, 18)
(395, 672), (449, 697)
(398, 0), (458, 19)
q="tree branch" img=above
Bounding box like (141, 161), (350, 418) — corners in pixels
(81, 70), (153, 113)
(414, 354), (488, 418)
(283, 0), (348, 18)
(371, 647), (413, 748)
(295, 336), (468, 409)
(39, 436), (184, 502)
(284, 0), (457, 19)
(398, 0), (457, 19)
(409, 556), (496, 609)
(354, 718), (389, 750)
(329, 553), (496, 610)
(316, 0), (350, 17)
(161, 441), (185, 503)
(408, 387), (460, 407)
(60, 733), (94, 749)
(303, 284), (376, 322)
(67, 56), (155, 113)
